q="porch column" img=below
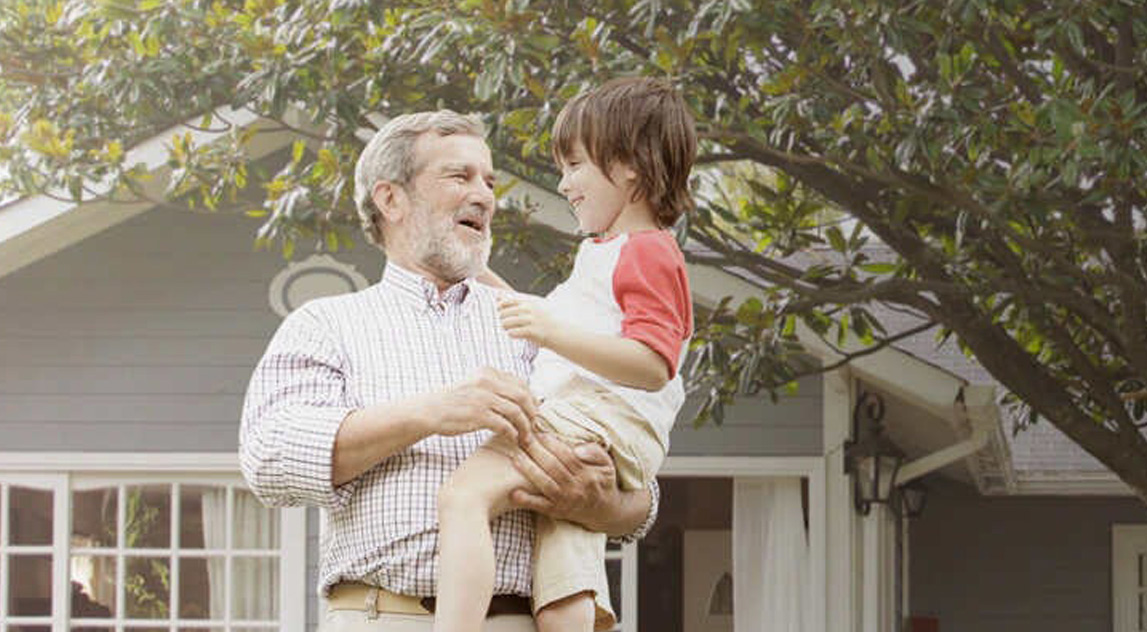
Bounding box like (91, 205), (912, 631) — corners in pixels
(823, 368), (860, 632)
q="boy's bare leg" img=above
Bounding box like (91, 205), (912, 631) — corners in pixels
(435, 442), (531, 632)
(535, 592), (594, 632)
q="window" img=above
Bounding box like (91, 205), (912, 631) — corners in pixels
(0, 472), (305, 632)
(1115, 524), (1147, 632)
(604, 541), (637, 632)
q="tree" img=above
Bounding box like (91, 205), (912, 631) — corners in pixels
(2, 0), (1146, 501)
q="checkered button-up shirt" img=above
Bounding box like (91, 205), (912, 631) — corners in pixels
(240, 262), (657, 597)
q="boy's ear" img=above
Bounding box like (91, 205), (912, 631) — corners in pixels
(372, 180), (407, 224)
(620, 163), (639, 183)
(618, 163), (644, 202)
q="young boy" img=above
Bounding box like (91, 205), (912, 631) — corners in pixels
(434, 76), (696, 632)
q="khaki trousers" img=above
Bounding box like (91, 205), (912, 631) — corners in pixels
(526, 376), (665, 631)
(321, 610), (536, 632)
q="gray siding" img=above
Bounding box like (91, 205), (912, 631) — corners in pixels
(0, 206), (380, 451)
(668, 376), (823, 456)
(911, 481), (1147, 632)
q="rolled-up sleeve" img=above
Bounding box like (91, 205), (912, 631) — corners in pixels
(611, 477), (660, 544)
(239, 305), (358, 509)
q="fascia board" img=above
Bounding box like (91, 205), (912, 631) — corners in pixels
(0, 107), (297, 278)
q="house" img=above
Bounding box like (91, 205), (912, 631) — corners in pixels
(1, 108), (1143, 632)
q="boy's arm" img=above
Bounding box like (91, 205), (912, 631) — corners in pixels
(498, 296), (670, 391)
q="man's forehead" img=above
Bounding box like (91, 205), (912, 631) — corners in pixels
(413, 132), (492, 169)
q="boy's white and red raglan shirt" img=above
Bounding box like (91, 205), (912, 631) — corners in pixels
(530, 230), (693, 451)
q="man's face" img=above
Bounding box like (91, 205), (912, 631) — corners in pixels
(394, 133), (496, 285)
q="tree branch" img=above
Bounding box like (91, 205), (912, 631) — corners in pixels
(788, 319), (939, 381)
(983, 29), (1045, 104)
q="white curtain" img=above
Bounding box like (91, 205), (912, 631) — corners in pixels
(200, 488), (279, 621)
(734, 478), (809, 632)
(232, 489), (280, 620)
(200, 489), (228, 620)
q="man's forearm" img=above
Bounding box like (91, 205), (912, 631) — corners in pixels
(593, 486), (653, 538)
(332, 400), (431, 486)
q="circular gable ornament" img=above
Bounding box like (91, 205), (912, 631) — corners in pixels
(268, 254), (369, 317)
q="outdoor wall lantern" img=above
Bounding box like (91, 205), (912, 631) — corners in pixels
(844, 391), (904, 515)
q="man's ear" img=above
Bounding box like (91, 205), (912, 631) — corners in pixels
(371, 180), (407, 224)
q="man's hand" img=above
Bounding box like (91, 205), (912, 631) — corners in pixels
(497, 295), (557, 347)
(508, 433), (623, 533)
(417, 368), (537, 445)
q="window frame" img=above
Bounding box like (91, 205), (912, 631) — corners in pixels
(1114, 524), (1147, 632)
(0, 453), (307, 632)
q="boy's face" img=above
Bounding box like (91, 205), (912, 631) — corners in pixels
(556, 141), (636, 236)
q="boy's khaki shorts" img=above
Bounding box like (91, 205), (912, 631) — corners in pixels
(528, 375), (665, 631)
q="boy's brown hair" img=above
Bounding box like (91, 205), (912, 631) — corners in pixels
(552, 76), (697, 228)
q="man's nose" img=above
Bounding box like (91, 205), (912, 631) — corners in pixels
(472, 179), (495, 210)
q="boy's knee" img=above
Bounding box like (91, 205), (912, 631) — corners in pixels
(438, 475), (483, 518)
(536, 591), (595, 630)
(437, 476), (465, 513)
(438, 472), (511, 522)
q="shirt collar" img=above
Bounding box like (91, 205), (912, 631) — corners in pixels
(380, 261), (473, 309)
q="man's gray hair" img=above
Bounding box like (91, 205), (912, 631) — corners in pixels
(353, 110), (486, 247)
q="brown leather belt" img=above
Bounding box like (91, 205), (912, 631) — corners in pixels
(327, 582), (532, 618)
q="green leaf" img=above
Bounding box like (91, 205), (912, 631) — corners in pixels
(735, 297), (764, 324)
(826, 226), (847, 252)
(858, 262), (898, 274)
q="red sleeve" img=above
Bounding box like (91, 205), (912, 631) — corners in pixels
(613, 232), (693, 377)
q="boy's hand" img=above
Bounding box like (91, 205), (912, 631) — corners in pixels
(497, 295), (557, 347)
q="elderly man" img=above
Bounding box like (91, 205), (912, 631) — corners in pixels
(239, 110), (656, 632)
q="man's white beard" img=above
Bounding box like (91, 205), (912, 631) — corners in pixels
(408, 200), (491, 285)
